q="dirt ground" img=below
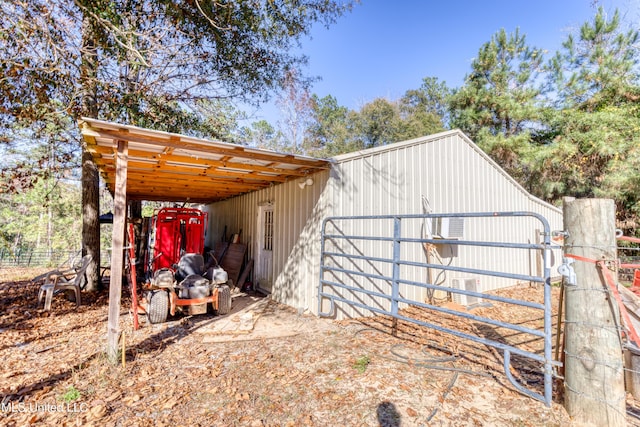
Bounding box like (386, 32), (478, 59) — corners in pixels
(0, 267), (638, 426)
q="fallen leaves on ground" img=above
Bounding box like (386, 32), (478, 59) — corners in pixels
(0, 268), (622, 426)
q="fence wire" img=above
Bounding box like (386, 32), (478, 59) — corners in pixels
(558, 242), (640, 420)
(0, 249), (111, 268)
(0, 249), (80, 268)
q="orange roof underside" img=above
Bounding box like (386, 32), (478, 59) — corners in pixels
(79, 118), (330, 203)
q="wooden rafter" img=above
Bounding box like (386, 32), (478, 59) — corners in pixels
(79, 117), (331, 203)
(94, 128), (327, 168)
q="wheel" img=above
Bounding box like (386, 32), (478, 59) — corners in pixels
(215, 285), (231, 315)
(147, 290), (169, 324)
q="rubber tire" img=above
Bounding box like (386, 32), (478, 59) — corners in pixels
(147, 290), (169, 324)
(216, 285), (231, 315)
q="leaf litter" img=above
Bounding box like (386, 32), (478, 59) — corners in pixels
(0, 268), (634, 426)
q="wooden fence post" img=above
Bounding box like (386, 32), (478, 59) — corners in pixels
(107, 140), (128, 363)
(563, 198), (626, 426)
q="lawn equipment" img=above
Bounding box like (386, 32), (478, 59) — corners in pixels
(142, 207), (231, 324)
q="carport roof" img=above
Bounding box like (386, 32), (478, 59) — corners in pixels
(79, 117), (331, 203)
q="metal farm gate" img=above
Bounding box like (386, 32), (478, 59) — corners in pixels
(318, 212), (562, 406)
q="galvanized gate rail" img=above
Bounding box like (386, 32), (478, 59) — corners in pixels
(318, 212), (561, 406)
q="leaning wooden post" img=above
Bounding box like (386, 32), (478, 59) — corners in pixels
(107, 140), (128, 363)
(563, 198), (626, 426)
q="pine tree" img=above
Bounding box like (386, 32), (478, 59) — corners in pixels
(449, 28), (545, 186)
(539, 7), (640, 226)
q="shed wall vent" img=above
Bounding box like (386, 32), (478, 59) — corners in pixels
(433, 217), (464, 239)
(452, 277), (482, 306)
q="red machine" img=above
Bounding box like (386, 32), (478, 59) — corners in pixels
(140, 207), (230, 324)
(149, 207), (207, 271)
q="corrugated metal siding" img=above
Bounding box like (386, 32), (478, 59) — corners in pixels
(207, 130), (563, 320)
(325, 131), (563, 319)
(272, 172), (333, 311)
(206, 170), (331, 310)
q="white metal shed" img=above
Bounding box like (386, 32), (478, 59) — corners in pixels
(205, 130), (563, 318)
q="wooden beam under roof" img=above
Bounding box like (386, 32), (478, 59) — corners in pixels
(125, 188), (246, 203)
(79, 117), (331, 203)
(94, 128), (328, 169)
(101, 167), (280, 187)
(109, 172), (271, 189)
(100, 161), (289, 182)
(122, 181), (269, 196)
(88, 145), (309, 177)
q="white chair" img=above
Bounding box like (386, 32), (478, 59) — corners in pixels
(37, 255), (92, 311)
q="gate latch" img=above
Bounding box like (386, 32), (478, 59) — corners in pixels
(558, 257), (576, 286)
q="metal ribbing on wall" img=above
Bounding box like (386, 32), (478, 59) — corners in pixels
(207, 130), (563, 318)
(206, 170), (331, 310)
(328, 132), (563, 317)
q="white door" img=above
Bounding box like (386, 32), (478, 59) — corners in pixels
(255, 204), (274, 293)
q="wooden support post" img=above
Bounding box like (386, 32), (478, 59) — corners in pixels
(563, 198), (626, 426)
(107, 140), (128, 363)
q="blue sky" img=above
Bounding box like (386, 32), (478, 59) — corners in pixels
(244, 0), (639, 125)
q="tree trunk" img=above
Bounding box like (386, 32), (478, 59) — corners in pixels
(80, 13), (101, 290)
(82, 150), (100, 290)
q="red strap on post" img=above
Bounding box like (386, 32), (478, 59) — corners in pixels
(564, 253), (597, 265)
(565, 254), (640, 347)
(619, 235), (640, 244)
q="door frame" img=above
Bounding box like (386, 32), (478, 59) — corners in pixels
(255, 202), (274, 293)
